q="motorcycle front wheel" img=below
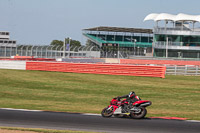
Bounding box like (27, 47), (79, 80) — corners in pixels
(130, 107), (147, 119)
(101, 107), (114, 117)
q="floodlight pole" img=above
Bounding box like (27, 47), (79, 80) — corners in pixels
(166, 37), (168, 58)
(68, 37), (71, 58)
(133, 39), (137, 56)
(117, 44), (119, 63)
(63, 38), (66, 58)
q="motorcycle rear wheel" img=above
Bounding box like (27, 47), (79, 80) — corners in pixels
(101, 107), (114, 117)
(130, 107), (147, 119)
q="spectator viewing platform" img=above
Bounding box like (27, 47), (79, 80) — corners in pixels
(82, 26), (153, 58)
(83, 26), (153, 48)
(144, 13), (200, 58)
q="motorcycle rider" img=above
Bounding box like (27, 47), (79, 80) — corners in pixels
(117, 91), (141, 111)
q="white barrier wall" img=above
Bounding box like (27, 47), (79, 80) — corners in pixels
(0, 60), (26, 70)
(105, 58), (120, 63)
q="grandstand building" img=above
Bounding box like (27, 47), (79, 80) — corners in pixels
(83, 26), (153, 58)
(0, 31), (16, 57)
(144, 13), (200, 59)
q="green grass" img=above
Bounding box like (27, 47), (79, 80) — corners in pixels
(0, 127), (100, 133)
(0, 69), (200, 120)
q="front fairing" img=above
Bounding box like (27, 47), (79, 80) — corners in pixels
(108, 105), (119, 112)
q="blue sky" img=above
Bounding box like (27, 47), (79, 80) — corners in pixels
(0, 0), (200, 45)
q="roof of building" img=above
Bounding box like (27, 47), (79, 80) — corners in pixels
(144, 13), (200, 22)
(83, 26), (153, 34)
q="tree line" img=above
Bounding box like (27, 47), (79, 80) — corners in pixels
(50, 38), (98, 48)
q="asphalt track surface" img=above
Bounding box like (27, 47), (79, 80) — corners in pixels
(0, 109), (200, 133)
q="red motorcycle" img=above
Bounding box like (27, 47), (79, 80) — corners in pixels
(101, 97), (152, 119)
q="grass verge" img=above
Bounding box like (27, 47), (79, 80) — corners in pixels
(0, 69), (200, 120)
(0, 127), (100, 133)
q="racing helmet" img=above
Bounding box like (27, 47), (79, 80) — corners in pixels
(129, 91), (135, 98)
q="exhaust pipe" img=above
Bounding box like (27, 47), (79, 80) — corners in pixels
(139, 101), (152, 107)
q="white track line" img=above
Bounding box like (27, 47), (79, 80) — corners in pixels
(81, 113), (101, 116)
(0, 108), (42, 112)
(0, 108), (101, 116)
(186, 120), (200, 123)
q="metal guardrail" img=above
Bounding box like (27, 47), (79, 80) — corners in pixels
(0, 44), (152, 59)
(166, 65), (200, 75)
(0, 45), (100, 58)
(154, 27), (200, 36)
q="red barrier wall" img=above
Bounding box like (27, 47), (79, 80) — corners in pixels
(14, 56), (33, 59)
(0, 58), (56, 61)
(26, 62), (166, 78)
(120, 59), (200, 66)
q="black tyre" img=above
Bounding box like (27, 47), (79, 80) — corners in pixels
(101, 107), (114, 117)
(130, 107), (147, 119)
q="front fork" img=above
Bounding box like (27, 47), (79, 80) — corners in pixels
(107, 106), (113, 110)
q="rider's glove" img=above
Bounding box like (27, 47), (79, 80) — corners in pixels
(117, 97), (121, 101)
